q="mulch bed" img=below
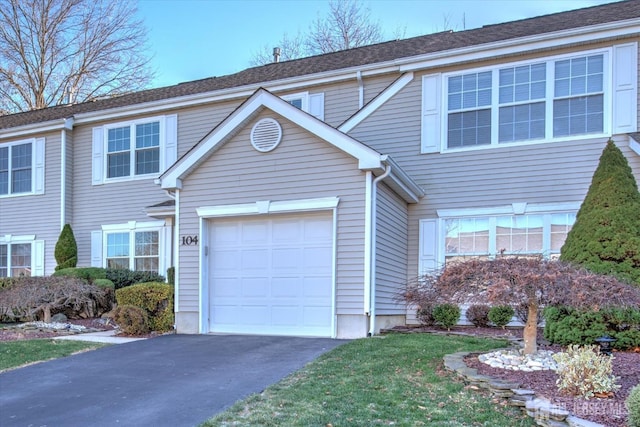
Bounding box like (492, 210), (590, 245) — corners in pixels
(390, 325), (638, 427)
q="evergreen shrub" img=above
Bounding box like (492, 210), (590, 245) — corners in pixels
(488, 305), (514, 329)
(432, 303), (460, 331)
(106, 268), (165, 290)
(116, 282), (174, 332)
(52, 267), (107, 283)
(544, 306), (640, 350)
(54, 224), (78, 271)
(560, 140), (640, 285)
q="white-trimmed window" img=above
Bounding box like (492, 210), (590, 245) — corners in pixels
(444, 212), (575, 262)
(443, 50), (607, 150)
(0, 235), (44, 277)
(105, 229), (159, 272)
(0, 138), (45, 197)
(419, 204), (579, 273)
(92, 115), (177, 185)
(93, 221), (171, 274)
(280, 91), (325, 121)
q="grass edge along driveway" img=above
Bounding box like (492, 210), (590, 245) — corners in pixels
(0, 339), (107, 372)
(204, 333), (535, 426)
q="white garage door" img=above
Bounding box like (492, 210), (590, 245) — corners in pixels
(208, 212), (334, 337)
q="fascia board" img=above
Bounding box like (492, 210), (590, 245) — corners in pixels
(260, 95), (383, 168)
(384, 157), (425, 202)
(339, 72), (414, 133)
(398, 20), (640, 72)
(0, 119), (69, 140)
(161, 93), (266, 189)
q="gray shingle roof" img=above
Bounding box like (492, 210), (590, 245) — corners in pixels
(1, 0), (638, 130)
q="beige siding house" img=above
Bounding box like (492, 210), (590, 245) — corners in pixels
(1, 1), (638, 338)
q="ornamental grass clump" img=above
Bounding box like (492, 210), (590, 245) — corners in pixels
(552, 344), (620, 399)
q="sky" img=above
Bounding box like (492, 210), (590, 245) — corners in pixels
(136, 0), (616, 89)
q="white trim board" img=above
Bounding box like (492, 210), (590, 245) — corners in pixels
(196, 197), (340, 218)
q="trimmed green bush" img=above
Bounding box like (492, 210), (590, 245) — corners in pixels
(466, 304), (490, 327)
(560, 140), (640, 285)
(0, 277), (18, 290)
(52, 267), (107, 283)
(93, 278), (115, 289)
(106, 268), (165, 290)
(544, 306), (640, 350)
(116, 282), (173, 332)
(54, 224), (78, 271)
(432, 303), (460, 331)
(113, 305), (150, 335)
(627, 385), (640, 427)
(488, 305), (514, 329)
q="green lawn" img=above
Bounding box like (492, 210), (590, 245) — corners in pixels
(203, 333), (535, 426)
(0, 339), (107, 371)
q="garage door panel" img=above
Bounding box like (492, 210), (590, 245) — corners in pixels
(209, 213), (334, 337)
(271, 278), (301, 297)
(303, 277), (332, 298)
(211, 250), (241, 270)
(242, 222), (269, 243)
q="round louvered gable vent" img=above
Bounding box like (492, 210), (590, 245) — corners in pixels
(251, 118), (282, 152)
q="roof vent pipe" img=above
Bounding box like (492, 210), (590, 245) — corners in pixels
(273, 47), (281, 63)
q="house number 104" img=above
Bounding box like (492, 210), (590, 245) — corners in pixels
(181, 236), (198, 246)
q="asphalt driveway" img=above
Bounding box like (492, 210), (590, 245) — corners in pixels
(0, 334), (346, 427)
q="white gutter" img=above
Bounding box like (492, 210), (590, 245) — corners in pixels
(59, 118), (74, 230)
(368, 156), (391, 336)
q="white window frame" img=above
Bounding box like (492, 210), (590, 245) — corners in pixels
(0, 234), (44, 277)
(0, 138), (45, 198)
(418, 202), (581, 273)
(281, 92), (310, 111)
(102, 116), (166, 183)
(440, 47), (611, 152)
(101, 220), (167, 274)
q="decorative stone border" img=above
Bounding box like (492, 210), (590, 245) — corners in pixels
(443, 351), (604, 427)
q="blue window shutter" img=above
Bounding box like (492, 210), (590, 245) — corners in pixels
(613, 43), (638, 134)
(163, 115), (178, 171)
(91, 230), (103, 267)
(33, 138), (45, 194)
(92, 127), (104, 185)
(309, 93), (324, 121)
(421, 74), (441, 153)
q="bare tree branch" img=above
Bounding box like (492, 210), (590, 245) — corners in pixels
(250, 0), (383, 66)
(0, 0), (154, 113)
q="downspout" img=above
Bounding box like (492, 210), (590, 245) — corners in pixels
(60, 118), (74, 230)
(356, 70), (364, 109)
(368, 157), (391, 336)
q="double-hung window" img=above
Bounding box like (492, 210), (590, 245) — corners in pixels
(93, 115), (177, 185)
(0, 139), (44, 196)
(0, 243), (31, 277)
(0, 236), (44, 277)
(443, 50), (607, 150)
(105, 230), (159, 272)
(107, 121), (160, 179)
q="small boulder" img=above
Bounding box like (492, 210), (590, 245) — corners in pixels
(51, 313), (68, 323)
